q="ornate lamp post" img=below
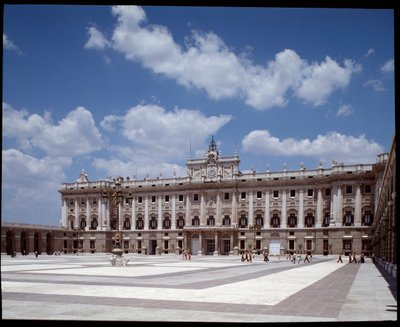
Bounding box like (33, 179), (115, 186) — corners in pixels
(111, 176), (124, 265)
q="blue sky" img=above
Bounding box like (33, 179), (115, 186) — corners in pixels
(2, 5), (395, 226)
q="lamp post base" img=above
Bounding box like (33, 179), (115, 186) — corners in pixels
(110, 248), (128, 266)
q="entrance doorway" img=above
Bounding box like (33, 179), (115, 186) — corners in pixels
(269, 239), (281, 255)
(222, 239), (231, 255)
(149, 240), (157, 255)
(191, 236), (200, 255)
(206, 239), (215, 255)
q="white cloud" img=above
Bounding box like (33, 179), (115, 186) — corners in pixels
(336, 104), (354, 117)
(365, 48), (375, 57)
(2, 149), (68, 225)
(295, 58), (361, 106)
(88, 6), (360, 110)
(3, 103), (103, 157)
(96, 103), (232, 178)
(363, 79), (385, 92)
(3, 33), (23, 55)
(380, 59), (394, 74)
(242, 130), (384, 164)
(84, 26), (110, 50)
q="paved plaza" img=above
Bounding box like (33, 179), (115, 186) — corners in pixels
(1, 252), (397, 322)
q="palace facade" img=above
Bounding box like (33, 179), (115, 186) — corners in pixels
(54, 137), (389, 257)
(2, 136), (396, 274)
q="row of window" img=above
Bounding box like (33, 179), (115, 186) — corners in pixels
(74, 211), (373, 231)
(67, 184), (372, 206)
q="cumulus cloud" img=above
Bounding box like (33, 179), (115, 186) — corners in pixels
(84, 26), (110, 50)
(3, 103), (103, 157)
(87, 6), (360, 110)
(242, 130), (384, 164)
(336, 104), (354, 117)
(97, 104), (232, 178)
(380, 59), (394, 74)
(3, 33), (23, 55)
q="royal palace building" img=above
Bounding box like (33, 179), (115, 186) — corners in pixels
(2, 136), (397, 278)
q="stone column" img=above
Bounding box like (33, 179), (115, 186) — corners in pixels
(248, 191), (254, 225)
(185, 193), (191, 225)
(86, 198), (90, 231)
(131, 196), (135, 230)
(97, 197), (102, 230)
(316, 188), (323, 228)
(61, 198), (67, 227)
(198, 233), (203, 255)
(232, 191), (237, 225)
(298, 189), (304, 228)
(118, 202), (123, 230)
(281, 190), (287, 228)
(354, 184), (362, 226)
(171, 194), (176, 229)
(200, 193), (205, 226)
(264, 190), (270, 228)
(337, 185), (343, 226)
(144, 196), (149, 230)
(158, 195), (163, 230)
(214, 232), (219, 255)
(74, 199), (79, 228)
(216, 192), (221, 225)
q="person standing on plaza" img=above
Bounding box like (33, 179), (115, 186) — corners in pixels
(304, 253), (310, 263)
(349, 253), (353, 263)
(337, 252), (343, 263)
(263, 250), (269, 263)
(353, 253), (357, 263)
(292, 252), (297, 264)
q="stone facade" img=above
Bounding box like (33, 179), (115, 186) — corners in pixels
(2, 137), (393, 258)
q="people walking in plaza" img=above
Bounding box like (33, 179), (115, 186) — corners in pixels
(292, 252), (297, 264)
(352, 253), (357, 263)
(304, 253), (310, 263)
(35, 251), (38, 258)
(241, 252), (246, 262)
(297, 254), (301, 264)
(360, 252), (365, 263)
(263, 250), (269, 263)
(372, 253), (376, 263)
(349, 253), (353, 263)
(337, 252), (343, 263)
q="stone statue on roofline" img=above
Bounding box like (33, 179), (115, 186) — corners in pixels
(76, 169), (89, 183)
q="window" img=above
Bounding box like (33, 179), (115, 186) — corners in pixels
(207, 216), (215, 226)
(177, 216), (185, 229)
(239, 215), (247, 228)
(151, 196), (156, 203)
(163, 217), (171, 229)
(273, 190), (279, 198)
(271, 215), (280, 228)
(363, 211), (373, 226)
(364, 185), (371, 193)
(306, 240), (312, 251)
(136, 218), (144, 230)
(149, 217), (157, 229)
(81, 198), (85, 205)
(80, 219), (86, 230)
(223, 215), (231, 226)
(123, 219), (131, 230)
(241, 192), (246, 199)
(305, 213), (314, 227)
(224, 192), (230, 200)
(92, 198), (97, 205)
(90, 240), (95, 249)
(343, 211), (353, 226)
(343, 240), (352, 251)
(192, 216), (200, 226)
(90, 219), (98, 230)
(255, 214), (263, 226)
(69, 199), (74, 205)
(322, 213), (330, 227)
(138, 197), (143, 204)
(325, 188), (331, 196)
(290, 190), (296, 197)
(323, 240), (329, 252)
(256, 191), (262, 199)
(165, 195), (169, 202)
(307, 189), (314, 197)
(288, 214), (296, 228)
(193, 194), (199, 201)
(346, 185), (352, 194)
(178, 194), (184, 202)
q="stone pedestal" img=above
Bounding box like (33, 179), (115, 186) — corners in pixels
(213, 250), (219, 256)
(233, 246), (239, 256)
(156, 247), (160, 255)
(175, 247), (181, 255)
(197, 250), (203, 255)
(110, 248), (129, 266)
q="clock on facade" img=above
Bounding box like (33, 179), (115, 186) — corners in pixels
(207, 166), (217, 178)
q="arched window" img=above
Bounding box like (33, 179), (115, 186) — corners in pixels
(322, 213), (330, 227)
(177, 216), (185, 229)
(343, 211), (353, 226)
(192, 216), (200, 226)
(239, 215), (247, 228)
(123, 218), (131, 230)
(149, 217), (158, 230)
(255, 214), (263, 226)
(163, 217), (171, 229)
(90, 218), (98, 230)
(288, 213), (297, 228)
(207, 216), (215, 226)
(362, 211), (373, 226)
(271, 214), (280, 228)
(80, 217), (86, 230)
(136, 217), (144, 230)
(305, 213), (314, 227)
(223, 215), (231, 226)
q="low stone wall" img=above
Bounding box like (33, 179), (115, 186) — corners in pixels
(376, 258), (397, 280)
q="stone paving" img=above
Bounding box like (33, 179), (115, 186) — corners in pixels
(1, 253), (397, 322)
